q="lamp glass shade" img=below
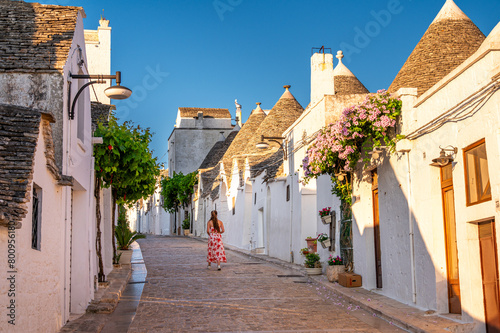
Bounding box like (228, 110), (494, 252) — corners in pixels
(256, 142), (269, 150)
(104, 85), (132, 100)
(372, 152), (379, 159)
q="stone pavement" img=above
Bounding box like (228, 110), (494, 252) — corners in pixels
(59, 235), (474, 332)
(59, 242), (143, 333)
(128, 236), (405, 332)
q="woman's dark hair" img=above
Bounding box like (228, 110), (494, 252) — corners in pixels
(210, 210), (220, 233)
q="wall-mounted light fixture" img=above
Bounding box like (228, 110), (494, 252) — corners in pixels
(68, 71), (132, 120)
(369, 146), (387, 160)
(430, 146), (458, 167)
(335, 171), (347, 181)
(256, 135), (288, 160)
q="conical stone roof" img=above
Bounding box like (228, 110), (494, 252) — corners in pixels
(388, 0), (485, 96)
(333, 51), (369, 95)
(243, 86), (304, 157)
(221, 103), (267, 187)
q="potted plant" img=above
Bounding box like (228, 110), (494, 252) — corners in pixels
(115, 207), (145, 265)
(305, 236), (317, 253)
(317, 233), (331, 249)
(182, 215), (190, 236)
(304, 252), (322, 275)
(300, 247), (310, 255)
(326, 255), (345, 282)
(319, 207), (332, 224)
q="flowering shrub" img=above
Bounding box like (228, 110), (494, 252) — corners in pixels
(328, 255), (343, 266)
(317, 233), (329, 242)
(319, 207), (331, 217)
(301, 90), (402, 204)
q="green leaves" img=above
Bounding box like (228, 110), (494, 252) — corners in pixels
(93, 114), (161, 205)
(160, 171), (198, 213)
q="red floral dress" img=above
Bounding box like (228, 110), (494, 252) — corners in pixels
(207, 227), (227, 263)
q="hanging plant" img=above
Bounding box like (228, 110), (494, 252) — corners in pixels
(301, 90), (403, 204)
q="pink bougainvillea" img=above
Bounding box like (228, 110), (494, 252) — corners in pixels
(302, 90), (402, 184)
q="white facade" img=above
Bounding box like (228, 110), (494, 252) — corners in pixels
(84, 19), (111, 104)
(0, 9), (100, 332)
(351, 24), (500, 331)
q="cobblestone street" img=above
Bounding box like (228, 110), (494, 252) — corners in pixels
(127, 236), (405, 333)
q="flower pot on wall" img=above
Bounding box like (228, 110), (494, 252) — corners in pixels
(326, 265), (345, 282)
(305, 238), (317, 253)
(118, 249), (132, 265)
(321, 215), (332, 224)
(183, 229), (189, 236)
(320, 239), (331, 249)
(305, 267), (322, 275)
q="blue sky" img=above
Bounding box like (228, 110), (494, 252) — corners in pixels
(27, 0), (500, 167)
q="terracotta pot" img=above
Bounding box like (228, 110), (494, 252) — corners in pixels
(184, 229), (189, 236)
(321, 215), (332, 224)
(326, 265), (345, 282)
(305, 267), (323, 275)
(305, 238), (317, 253)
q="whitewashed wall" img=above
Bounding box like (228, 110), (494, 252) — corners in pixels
(0, 120), (65, 333)
(351, 29), (500, 332)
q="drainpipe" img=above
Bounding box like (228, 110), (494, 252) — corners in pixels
(405, 150), (417, 303)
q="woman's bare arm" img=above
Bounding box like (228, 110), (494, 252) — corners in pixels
(219, 221), (225, 234)
(207, 220), (212, 234)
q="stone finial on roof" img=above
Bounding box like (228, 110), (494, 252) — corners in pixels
(432, 0), (470, 24)
(333, 50), (369, 95)
(388, 0), (485, 96)
(254, 102), (265, 114)
(281, 85), (295, 99)
(333, 51), (354, 77)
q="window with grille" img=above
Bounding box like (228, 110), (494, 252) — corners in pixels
(31, 185), (42, 250)
(232, 197), (235, 215)
(464, 139), (491, 206)
(286, 185), (290, 202)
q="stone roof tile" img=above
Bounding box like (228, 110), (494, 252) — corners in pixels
(0, 103), (41, 227)
(0, 1), (83, 73)
(178, 108), (230, 119)
(199, 131), (237, 170)
(388, 0), (485, 96)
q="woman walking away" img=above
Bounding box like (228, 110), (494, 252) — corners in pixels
(207, 210), (226, 270)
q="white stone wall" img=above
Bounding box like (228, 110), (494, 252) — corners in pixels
(84, 19), (111, 105)
(0, 122), (64, 332)
(351, 41), (500, 331)
(169, 128), (234, 177)
(176, 117), (232, 129)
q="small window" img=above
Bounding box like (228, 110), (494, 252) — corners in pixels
(464, 139), (491, 206)
(232, 197), (235, 215)
(286, 185), (290, 202)
(254, 193), (257, 205)
(31, 185), (42, 250)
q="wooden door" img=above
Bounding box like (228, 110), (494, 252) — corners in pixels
(479, 220), (500, 333)
(372, 170), (382, 288)
(441, 164), (461, 314)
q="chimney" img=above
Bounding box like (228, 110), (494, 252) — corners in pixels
(310, 48), (334, 103)
(196, 111), (204, 128)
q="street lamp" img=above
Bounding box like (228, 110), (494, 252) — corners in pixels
(68, 71), (132, 120)
(256, 135), (288, 160)
(431, 146), (458, 167)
